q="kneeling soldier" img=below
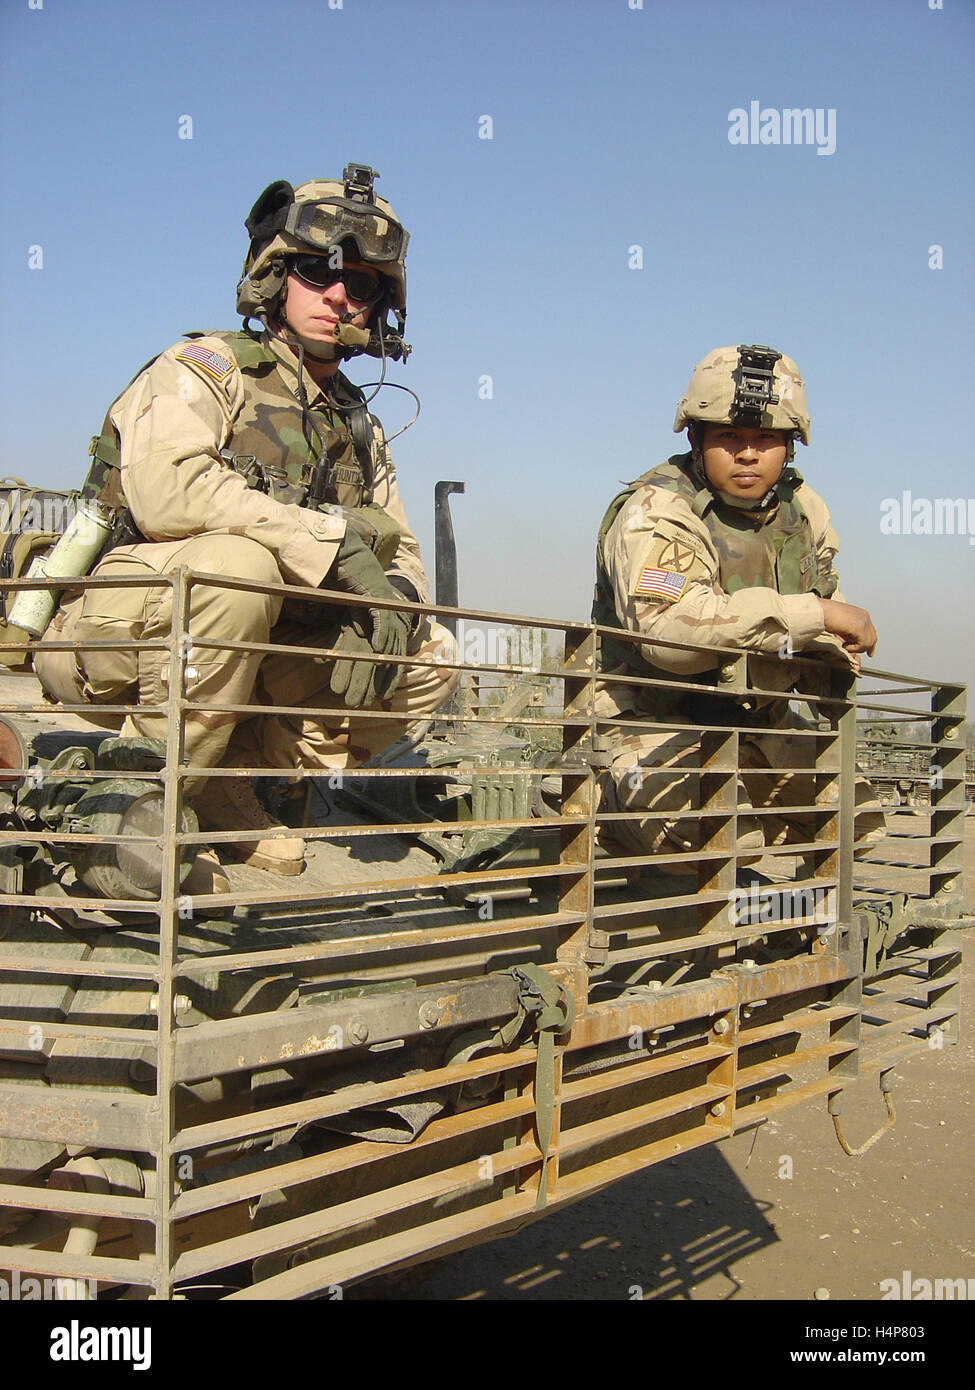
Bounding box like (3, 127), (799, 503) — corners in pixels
(35, 164), (458, 882)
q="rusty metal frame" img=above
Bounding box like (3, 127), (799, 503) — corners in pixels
(0, 567), (968, 1298)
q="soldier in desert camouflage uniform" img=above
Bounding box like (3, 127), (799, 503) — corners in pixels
(593, 344), (883, 874)
(35, 165), (458, 881)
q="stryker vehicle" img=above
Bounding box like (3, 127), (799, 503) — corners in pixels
(0, 483), (969, 1300)
(856, 721), (975, 811)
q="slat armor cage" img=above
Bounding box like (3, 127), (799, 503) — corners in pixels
(0, 565), (967, 1299)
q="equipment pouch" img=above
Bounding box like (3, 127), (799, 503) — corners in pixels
(329, 503), (401, 570)
(221, 450), (307, 508)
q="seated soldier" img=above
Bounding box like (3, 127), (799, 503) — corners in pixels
(592, 343), (884, 879)
(34, 165), (459, 885)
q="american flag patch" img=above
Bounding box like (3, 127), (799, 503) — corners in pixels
(175, 343), (234, 382)
(634, 567), (687, 601)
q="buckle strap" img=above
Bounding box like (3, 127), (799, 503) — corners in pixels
(505, 964), (575, 1209)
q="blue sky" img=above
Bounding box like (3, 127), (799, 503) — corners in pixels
(1, 0), (973, 685)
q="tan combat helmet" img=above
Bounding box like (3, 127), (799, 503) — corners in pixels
(236, 162), (410, 360)
(673, 344), (810, 446)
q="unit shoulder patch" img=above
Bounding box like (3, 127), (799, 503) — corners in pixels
(629, 523), (711, 602)
(647, 517), (711, 561)
(174, 343), (235, 383)
(654, 538), (698, 574)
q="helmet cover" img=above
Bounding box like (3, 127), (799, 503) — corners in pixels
(673, 344), (810, 445)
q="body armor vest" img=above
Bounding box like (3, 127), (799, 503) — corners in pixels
(206, 331), (374, 508)
(593, 453), (834, 710)
(82, 330), (377, 517)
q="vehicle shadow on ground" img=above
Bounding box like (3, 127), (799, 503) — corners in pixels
(357, 1141), (778, 1301)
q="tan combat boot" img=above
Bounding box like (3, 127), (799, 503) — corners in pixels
(736, 788), (766, 863)
(181, 848), (231, 896)
(193, 775), (305, 876)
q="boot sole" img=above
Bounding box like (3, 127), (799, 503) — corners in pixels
(195, 805), (305, 877)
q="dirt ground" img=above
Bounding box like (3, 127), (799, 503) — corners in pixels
(364, 826), (975, 1304)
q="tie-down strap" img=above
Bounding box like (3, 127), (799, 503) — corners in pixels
(504, 964), (576, 1209)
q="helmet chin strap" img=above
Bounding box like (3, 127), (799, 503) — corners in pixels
(276, 314), (343, 363)
(272, 299), (370, 362)
(715, 487), (774, 513)
(688, 425), (790, 512)
(268, 302), (399, 412)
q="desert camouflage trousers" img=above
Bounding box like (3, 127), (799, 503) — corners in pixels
(597, 710), (886, 872)
(35, 535), (459, 793)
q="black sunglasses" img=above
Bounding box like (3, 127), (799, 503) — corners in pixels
(288, 255), (384, 304)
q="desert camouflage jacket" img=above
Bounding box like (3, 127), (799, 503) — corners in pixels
(594, 452), (851, 711)
(98, 330), (428, 598)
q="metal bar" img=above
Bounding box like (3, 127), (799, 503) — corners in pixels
(152, 563), (192, 1300)
(180, 764), (582, 780)
(736, 1039), (858, 1087)
(176, 813), (586, 846)
(836, 664), (858, 930)
(171, 973), (523, 1083)
(0, 1018), (154, 1046)
(162, 861), (587, 913)
(171, 1091), (540, 1221)
(561, 1044), (727, 1105)
(0, 1084), (155, 1149)
(739, 1003), (857, 1046)
(565, 953), (854, 1051)
(0, 956), (158, 980)
(856, 700), (948, 719)
(173, 910), (587, 978)
(173, 1045), (540, 1154)
(0, 1245), (154, 1286)
(173, 1138), (541, 1282)
(0, 1182), (152, 1222)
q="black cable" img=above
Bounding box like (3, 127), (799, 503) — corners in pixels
(354, 381), (421, 442)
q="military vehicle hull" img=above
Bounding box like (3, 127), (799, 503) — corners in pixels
(0, 567), (968, 1299)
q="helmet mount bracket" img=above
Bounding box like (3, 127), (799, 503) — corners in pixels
(342, 163), (380, 204)
(731, 344), (782, 429)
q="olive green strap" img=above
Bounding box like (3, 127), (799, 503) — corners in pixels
(507, 964), (575, 1210)
(198, 327), (275, 370)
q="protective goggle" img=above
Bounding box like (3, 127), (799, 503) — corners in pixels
(284, 197), (408, 264)
(288, 255), (386, 305)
